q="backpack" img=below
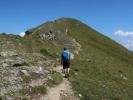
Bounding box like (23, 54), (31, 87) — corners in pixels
(62, 50), (70, 60)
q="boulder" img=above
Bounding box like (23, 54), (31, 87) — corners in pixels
(0, 51), (18, 57)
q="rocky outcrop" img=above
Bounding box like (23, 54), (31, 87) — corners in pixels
(0, 51), (56, 100)
(39, 29), (56, 41)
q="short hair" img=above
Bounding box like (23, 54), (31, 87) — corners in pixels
(64, 47), (67, 50)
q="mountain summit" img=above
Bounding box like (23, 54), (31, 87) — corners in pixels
(0, 18), (133, 100)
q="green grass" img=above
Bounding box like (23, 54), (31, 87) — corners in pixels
(36, 18), (133, 100)
(31, 85), (47, 95)
(69, 53), (133, 100)
(56, 18), (133, 100)
(47, 71), (63, 87)
(13, 85), (46, 99)
(40, 48), (60, 58)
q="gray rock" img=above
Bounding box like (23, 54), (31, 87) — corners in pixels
(0, 51), (18, 57)
(0, 52), (55, 100)
(20, 70), (30, 76)
(0, 51), (8, 57)
(2, 63), (9, 67)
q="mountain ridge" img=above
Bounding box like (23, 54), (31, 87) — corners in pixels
(0, 17), (133, 100)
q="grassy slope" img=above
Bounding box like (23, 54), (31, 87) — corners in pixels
(2, 17), (133, 99)
(0, 34), (29, 52)
(55, 18), (133, 100)
(0, 34), (47, 53)
(29, 18), (133, 100)
(0, 33), (60, 54)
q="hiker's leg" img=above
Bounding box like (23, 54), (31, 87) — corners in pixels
(63, 62), (65, 74)
(64, 68), (67, 77)
(63, 68), (65, 74)
(67, 63), (70, 76)
(68, 68), (70, 74)
(67, 60), (70, 75)
(66, 68), (68, 75)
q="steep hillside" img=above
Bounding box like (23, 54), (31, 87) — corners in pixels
(54, 18), (133, 100)
(25, 18), (133, 62)
(0, 17), (133, 100)
(25, 18), (133, 100)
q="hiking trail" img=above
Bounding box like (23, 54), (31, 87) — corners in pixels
(41, 65), (79, 100)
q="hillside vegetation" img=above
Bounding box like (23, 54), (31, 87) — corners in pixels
(0, 18), (133, 100)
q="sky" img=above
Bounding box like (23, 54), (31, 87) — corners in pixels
(0, 0), (133, 50)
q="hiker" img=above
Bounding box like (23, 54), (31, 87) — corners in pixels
(61, 47), (71, 78)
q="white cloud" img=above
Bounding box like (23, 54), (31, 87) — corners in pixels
(19, 32), (25, 37)
(115, 30), (133, 37)
(124, 40), (133, 50)
(113, 30), (133, 50)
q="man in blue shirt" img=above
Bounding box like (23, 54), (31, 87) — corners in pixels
(61, 47), (71, 78)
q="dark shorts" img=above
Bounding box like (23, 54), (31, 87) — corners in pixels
(63, 60), (70, 69)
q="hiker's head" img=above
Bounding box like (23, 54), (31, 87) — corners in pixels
(64, 47), (67, 51)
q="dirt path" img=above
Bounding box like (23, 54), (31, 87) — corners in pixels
(41, 65), (79, 100)
(41, 40), (81, 100)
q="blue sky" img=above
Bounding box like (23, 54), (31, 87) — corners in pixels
(0, 0), (133, 50)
